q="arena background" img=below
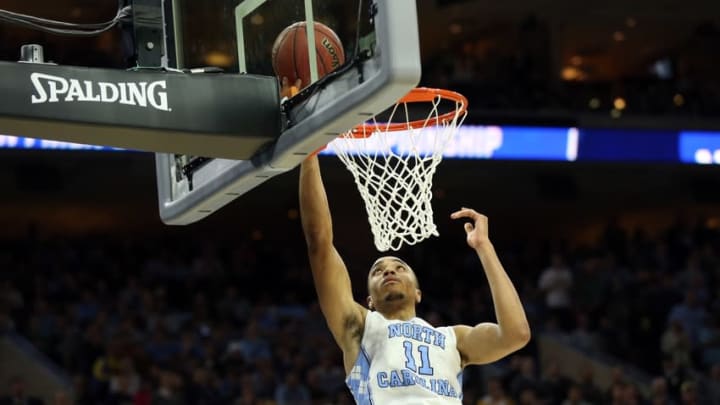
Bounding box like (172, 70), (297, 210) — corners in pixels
(0, 0), (719, 404)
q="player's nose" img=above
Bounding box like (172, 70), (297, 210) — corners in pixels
(382, 268), (396, 276)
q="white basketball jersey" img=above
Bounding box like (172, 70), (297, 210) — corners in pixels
(346, 311), (463, 404)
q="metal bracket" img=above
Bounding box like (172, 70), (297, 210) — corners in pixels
(131, 0), (167, 68)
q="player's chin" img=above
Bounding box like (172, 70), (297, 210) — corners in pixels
(383, 292), (405, 302)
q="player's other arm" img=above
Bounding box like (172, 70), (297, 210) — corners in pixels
(299, 156), (367, 362)
(450, 208), (531, 366)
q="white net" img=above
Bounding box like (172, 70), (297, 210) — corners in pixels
(329, 90), (467, 251)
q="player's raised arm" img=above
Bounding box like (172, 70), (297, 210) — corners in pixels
(450, 208), (531, 366)
(299, 155), (367, 370)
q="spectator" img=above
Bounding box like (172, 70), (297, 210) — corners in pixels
(0, 376), (44, 405)
(0, 281), (24, 318)
(252, 358), (278, 400)
(661, 320), (693, 368)
(568, 312), (600, 352)
(517, 387), (541, 405)
(667, 290), (708, 344)
(661, 356), (688, 402)
(538, 361), (571, 404)
(578, 368), (604, 405)
(706, 364), (720, 405)
(145, 325), (180, 366)
(227, 320), (271, 363)
(680, 381), (699, 405)
(561, 384), (592, 405)
(477, 376), (514, 405)
(274, 371), (311, 405)
(185, 367), (221, 405)
(50, 391), (71, 405)
(306, 349), (345, 401)
(574, 262), (605, 309)
(621, 383), (643, 405)
(509, 357), (539, 400)
(608, 382), (628, 405)
(698, 315), (720, 369)
(649, 376), (677, 405)
(152, 371), (185, 405)
(538, 254), (573, 331)
(0, 303), (14, 332)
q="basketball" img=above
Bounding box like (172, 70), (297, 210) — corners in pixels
(272, 21), (346, 85)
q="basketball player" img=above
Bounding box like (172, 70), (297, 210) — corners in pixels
(298, 154), (531, 404)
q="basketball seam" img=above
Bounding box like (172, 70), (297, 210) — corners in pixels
(272, 24), (292, 76)
(292, 23), (300, 83)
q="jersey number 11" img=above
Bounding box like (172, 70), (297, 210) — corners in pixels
(403, 341), (434, 375)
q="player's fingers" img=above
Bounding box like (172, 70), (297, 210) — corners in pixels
(450, 208), (467, 218)
(282, 76), (288, 87)
(450, 207), (476, 219)
(294, 78), (302, 88)
(464, 223), (473, 234)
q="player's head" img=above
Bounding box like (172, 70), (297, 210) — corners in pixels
(366, 256), (421, 313)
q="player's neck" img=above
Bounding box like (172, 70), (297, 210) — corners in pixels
(378, 305), (416, 321)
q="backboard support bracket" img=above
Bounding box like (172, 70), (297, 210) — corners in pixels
(130, 0), (167, 68)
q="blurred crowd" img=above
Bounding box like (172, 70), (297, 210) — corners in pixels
(0, 215), (719, 405)
(422, 16), (720, 118)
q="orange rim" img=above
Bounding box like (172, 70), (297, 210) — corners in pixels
(348, 87), (468, 138)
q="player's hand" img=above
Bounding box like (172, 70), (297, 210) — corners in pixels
(280, 77), (302, 99)
(451, 207), (490, 250)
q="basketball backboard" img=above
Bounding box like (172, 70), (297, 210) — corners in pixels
(155, 0), (421, 225)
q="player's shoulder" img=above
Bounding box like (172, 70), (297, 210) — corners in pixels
(347, 303), (369, 335)
(338, 303), (367, 354)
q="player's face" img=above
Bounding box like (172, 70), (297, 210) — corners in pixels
(367, 256), (420, 310)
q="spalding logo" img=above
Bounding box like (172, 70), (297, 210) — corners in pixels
(30, 73), (171, 111)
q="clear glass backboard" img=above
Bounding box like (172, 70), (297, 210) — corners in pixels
(156, 0), (421, 225)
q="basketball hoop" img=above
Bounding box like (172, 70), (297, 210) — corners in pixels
(330, 87), (468, 251)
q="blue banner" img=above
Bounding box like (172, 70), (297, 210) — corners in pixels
(0, 135), (120, 151)
(4, 127), (720, 165)
(679, 131), (720, 164)
(576, 129), (679, 162)
(319, 125), (578, 161)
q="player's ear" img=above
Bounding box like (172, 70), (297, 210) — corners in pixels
(415, 289), (422, 304)
(367, 296), (374, 310)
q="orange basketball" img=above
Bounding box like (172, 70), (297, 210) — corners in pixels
(272, 21), (346, 85)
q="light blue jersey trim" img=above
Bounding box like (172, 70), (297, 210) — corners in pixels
(346, 346), (374, 404)
(457, 371), (464, 401)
